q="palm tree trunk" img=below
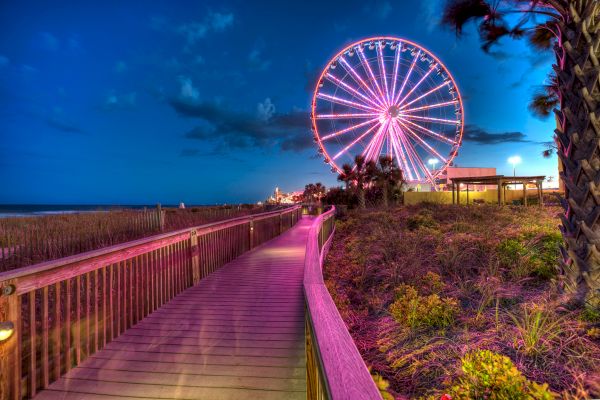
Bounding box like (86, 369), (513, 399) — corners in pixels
(358, 187), (366, 210)
(555, 1), (600, 307)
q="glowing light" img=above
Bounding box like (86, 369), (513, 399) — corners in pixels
(316, 92), (380, 113)
(0, 321), (14, 342)
(508, 155), (522, 176)
(321, 118), (379, 140)
(325, 73), (383, 110)
(338, 57), (385, 108)
(333, 123), (380, 160)
(315, 113), (380, 119)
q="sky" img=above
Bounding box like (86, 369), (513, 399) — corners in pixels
(0, 0), (558, 205)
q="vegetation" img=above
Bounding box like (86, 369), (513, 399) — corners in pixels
(324, 204), (600, 398)
(331, 155), (405, 209)
(441, 0), (600, 309)
(303, 182), (327, 205)
(0, 204), (272, 272)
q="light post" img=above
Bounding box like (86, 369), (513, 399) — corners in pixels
(508, 156), (522, 190)
(428, 158), (439, 191)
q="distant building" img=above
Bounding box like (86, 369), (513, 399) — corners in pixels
(439, 167), (497, 191)
(267, 187), (303, 204)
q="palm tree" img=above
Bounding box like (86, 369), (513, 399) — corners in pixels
(354, 155), (377, 210)
(313, 182), (326, 205)
(375, 156), (404, 208)
(442, 0), (600, 308)
(337, 164), (354, 190)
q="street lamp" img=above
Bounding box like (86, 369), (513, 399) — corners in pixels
(508, 156), (522, 177)
(428, 158), (439, 171)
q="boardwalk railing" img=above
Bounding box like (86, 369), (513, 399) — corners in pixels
(304, 206), (382, 400)
(0, 205), (301, 400)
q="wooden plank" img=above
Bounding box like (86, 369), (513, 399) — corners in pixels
(29, 290), (37, 398)
(41, 286), (49, 388)
(65, 280), (71, 372)
(53, 282), (60, 381)
(42, 379), (305, 400)
(74, 276), (81, 366)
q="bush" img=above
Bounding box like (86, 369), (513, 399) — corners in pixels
(497, 234), (560, 280)
(389, 284), (459, 330)
(406, 210), (439, 231)
(446, 350), (555, 399)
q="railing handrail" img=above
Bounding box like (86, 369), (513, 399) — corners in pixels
(0, 205), (300, 288)
(304, 206), (382, 399)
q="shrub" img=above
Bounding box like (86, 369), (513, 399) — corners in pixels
(407, 210), (439, 231)
(389, 284), (459, 330)
(370, 370), (394, 400)
(446, 350), (555, 399)
(497, 234), (559, 280)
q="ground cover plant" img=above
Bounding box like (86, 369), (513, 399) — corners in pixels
(324, 204), (600, 399)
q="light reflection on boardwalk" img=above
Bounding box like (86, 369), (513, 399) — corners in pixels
(35, 217), (313, 400)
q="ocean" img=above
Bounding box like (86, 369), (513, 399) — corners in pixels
(0, 204), (159, 218)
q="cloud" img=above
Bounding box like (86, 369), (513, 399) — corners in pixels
(114, 61), (127, 73)
(0, 55), (8, 67)
(248, 48), (271, 71)
(40, 32), (60, 51)
(463, 125), (529, 145)
(257, 98), (275, 121)
(104, 91), (137, 110)
(45, 116), (84, 134)
(177, 11), (234, 45)
(420, 0), (442, 32)
(208, 12), (234, 31)
(170, 96), (312, 152)
(178, 76), (199, 101)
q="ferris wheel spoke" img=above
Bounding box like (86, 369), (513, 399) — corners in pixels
(399, 118), (456, 145)
(401, 100), (459, 114)
(395, 67), (434, 107)
(321, 117), (380, 141)
(389, 44), (402, 104)
(398, 81), (451, 110)
(401, 114), (461, 125)
(376, 43), (390, 104)
(361, 121), (387, 162)
(339, 57), (385, 108)
(389, 123), (414, 181)
(401, 129), (436, 185)
(332, 123), (380, 161)
(315, 112), (380, 120)
(396, 119), (448, 163)
(357, 46), (386, 104)
(325, 73), (384, 110)
(317, 92), (381, 113)
(368, 120), (389, 161)
(393, 49), (420, 106)
(392, 121), (421, 181)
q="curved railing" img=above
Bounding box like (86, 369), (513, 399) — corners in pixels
(0, 205), (301, 400)
(304, 206), (382, 399)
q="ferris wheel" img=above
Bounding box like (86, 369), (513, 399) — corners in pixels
(311, 36), (464, 186)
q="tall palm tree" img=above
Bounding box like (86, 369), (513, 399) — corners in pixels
(375, 156), (404, 208)
(354, 155), (376, 210)
(442, 0), (600, 308)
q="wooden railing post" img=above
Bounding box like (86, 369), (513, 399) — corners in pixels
(279, 212), (283, 234)
(0, 282), (20, 400)
(190, 230), (200, 285)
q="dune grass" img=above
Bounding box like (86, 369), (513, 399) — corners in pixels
(324, 203), (600, 399)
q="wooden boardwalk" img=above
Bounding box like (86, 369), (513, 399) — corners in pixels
(35, 217), (313, 400)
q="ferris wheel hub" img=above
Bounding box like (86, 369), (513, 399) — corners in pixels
(387, 105), (401, 118)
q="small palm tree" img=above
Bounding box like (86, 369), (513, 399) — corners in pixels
(313, 182), (326, 205)
(375, 156), (404, 208)
(354, 155), (377, 210)
(442, 0), (600, 308)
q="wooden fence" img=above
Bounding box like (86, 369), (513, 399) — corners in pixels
(0, 205), (301, 400)
(304, 207), (382, 399)
(0, 205), (274, 272)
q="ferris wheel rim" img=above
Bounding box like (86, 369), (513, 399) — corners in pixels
(310, 36), (465, 181)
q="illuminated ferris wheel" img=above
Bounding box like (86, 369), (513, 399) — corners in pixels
(311, 36), (464, 185)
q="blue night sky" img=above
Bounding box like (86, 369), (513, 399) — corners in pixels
(0, 0), (557, 205)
